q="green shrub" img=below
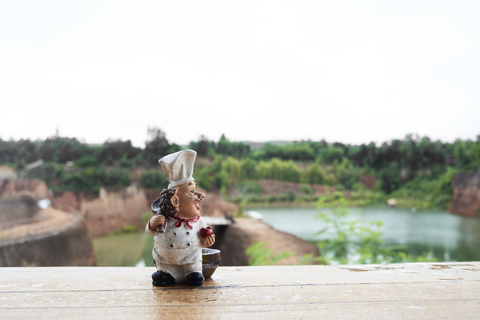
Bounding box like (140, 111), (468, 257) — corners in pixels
(75, 156), (99, 168)
(61, 167), (131, 194)
(256, 158), (301, 182)
(234, 181), (263, 195)
(246, 242), (293, 266)
(62, 167), (105, 194)
(334, 158), (360, 190)
(379, 162), (401, 194)
(118, 154), (132, 168)
(214, 169), (230, 194)
(194, 166), (213, 192)
(28, 161), (65, 188)
(104, 168), (131, 187)
(304, 163), (326, 184)
(266, 195), (278, 203)
(279, 190), (295, 202)
(300, 184), (314, 195)
(301, 195), (313, 202)
(140, 171), (167, 189)
(245, 195), (262, 203)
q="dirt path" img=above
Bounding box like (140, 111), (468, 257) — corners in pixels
(217, 217), (320, 265)
(0, 207), (80, 243)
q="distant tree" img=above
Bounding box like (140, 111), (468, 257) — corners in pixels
(196, 135), (210, 156)
(75, 155), (99, 168)
(37, 137), (91, 163)
(379, 162), (401, 194)
(167, 143), (182, 154)
(97, 140), (141, 164)
(223, 157), (241, 179)
(140, 171), (168, 189)
(194, 166), (214, 191)
(12, 139), (37, 168)
(322, 145), (345, 163)
(256, 158), (301, 182)
(240, 158), (257, 179)
(305, 163), (326, 184)
(214, 134), (250, 158)
(453, 140), (469, 169)
(188, 135), (215, 156)
(62, 167), (105, 194)
(283, 143), (315, 161)
(334, 158), (360, 190)
(144, 127), (171, 165)
(256, 142), (284, 159)
(467, 136), (480, 168)
(216, 134), (230, 155)
(214, 169), (230, 195)
(0, 139), (17, 164)
(28, 161), (65, 188)
(104, 168), (132, 187)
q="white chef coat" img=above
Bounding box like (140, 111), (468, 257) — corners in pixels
(146, 216), (207, 266)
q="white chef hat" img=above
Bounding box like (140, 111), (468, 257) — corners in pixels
(158, 149), (197, 189)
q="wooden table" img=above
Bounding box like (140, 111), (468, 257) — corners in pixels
(1, 263), (480, 319)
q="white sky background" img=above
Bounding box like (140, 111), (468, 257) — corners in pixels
(1, 0), (479, 147)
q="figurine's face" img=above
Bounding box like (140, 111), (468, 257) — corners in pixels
(170, 181), (205, 219)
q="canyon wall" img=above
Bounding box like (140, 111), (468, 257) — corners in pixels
(450, 169), (480, 217)
(0, 220), (95, 267)
(81, 185), (150, 238)
(0, 179), (49, 199)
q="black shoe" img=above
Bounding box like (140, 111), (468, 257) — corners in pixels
(152, 270), (175, 287)
(185, 272), (204, 286)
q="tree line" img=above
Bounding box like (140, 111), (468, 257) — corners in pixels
(1, 128), (479, 206)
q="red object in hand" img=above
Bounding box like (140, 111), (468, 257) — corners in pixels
(199, 227), (213, 238)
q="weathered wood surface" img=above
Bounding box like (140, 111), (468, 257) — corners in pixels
(1, 263), (480, 319)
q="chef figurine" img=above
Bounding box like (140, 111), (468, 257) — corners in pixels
(146, 149), (215, 286)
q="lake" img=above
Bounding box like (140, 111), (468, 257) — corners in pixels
(250, 207), (480, 262)
(93, 207), (480, 266)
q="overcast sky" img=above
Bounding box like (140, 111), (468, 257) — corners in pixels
(1, 1), (479, 147)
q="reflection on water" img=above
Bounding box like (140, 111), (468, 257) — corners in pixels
(252, 207), (480, 262)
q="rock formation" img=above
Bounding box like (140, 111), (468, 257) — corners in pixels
(0, 179), (49, 199)
(0, 179), (95, 267)
(81, 185), (150, 237)
(0, 192), (39, 223)
(0, 220), (95, 266)
(450, 169), (480, 216)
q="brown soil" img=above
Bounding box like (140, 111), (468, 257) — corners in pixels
(0, 207), (80, 242)
(256, 179), (336, 196)
(450, 170), (480, 216)
(51, 191), (78, 212)
(359, 175), (377, 189)
(251, 179), (354, 200)
(81, 185), (150, 237)
(236, 217), (319, 264)
(0, 179), (50, 200)
(215, 217), (319, 266)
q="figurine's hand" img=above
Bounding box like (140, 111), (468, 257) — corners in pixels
(201, 234), (215, 248)
(149, 215), (165, 231)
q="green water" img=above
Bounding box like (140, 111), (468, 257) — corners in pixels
(93, 207), (480, 266)
(251, 207), (480, 262)
(93, 232), (155, 267)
